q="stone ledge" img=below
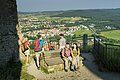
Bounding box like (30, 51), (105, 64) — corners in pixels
(40, 57), (64, 73)
(40, 57), (84, 73)
(45, 57), (64, 66)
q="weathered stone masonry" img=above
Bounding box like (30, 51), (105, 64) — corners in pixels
(0, 0), (19, 66)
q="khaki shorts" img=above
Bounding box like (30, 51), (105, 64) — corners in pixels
(35, 51), (42, 57)
(60, 46), (65, 49)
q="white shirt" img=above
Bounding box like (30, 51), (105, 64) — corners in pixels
(59, 37), (66, 49)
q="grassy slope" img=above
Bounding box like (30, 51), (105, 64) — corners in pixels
(99, 30), (120, 40)
(73, 30), (120, 41)
(73, 30), (92, 36)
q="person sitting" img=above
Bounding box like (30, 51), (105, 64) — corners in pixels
(72, 43), (81, 70)
(61, 43), (74, 72)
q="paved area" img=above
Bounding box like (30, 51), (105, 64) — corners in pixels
(82, 53), (120, 80)
(27, 53), (120, 80)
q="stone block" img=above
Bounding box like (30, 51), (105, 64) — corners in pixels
(40, 57), (64, 73)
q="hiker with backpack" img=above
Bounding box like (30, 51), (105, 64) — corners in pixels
(34, 35), (45, 69)
(61, 43), (74, 72)
(23, 37), (30, 65)
(72, 43), (81, 70)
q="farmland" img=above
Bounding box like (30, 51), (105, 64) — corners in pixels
(99, 30), (120, 41)
(73, 30), (92, 36)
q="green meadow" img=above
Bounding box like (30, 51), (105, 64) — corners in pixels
(99, 30), (120, 40)
(73, 30), (120, 41)
(73, 30), (92, 36)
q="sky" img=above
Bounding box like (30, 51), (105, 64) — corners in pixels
(17, 0), (120, 12)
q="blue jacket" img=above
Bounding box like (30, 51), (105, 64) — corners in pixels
(39, 40), (44, 49)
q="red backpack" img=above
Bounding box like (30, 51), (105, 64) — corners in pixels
(23, 40), (29, 52)
(34, 40), (40, 52)
(24, 41), (28, 48)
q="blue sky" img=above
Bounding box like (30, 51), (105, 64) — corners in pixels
(17, 0), (120, 12)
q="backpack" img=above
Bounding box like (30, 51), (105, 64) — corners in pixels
(23, 41), (29, 52)
(34, 40), (40, 52)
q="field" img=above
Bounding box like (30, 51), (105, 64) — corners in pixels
(73, 30), (92, 36)
(72, 29), (120, 42)
(99, 30), (120, 40)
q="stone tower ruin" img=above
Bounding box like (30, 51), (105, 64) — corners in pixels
(0, 0), (19, 66)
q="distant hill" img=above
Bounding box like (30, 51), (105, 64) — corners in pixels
(19, 8), (120, 18)
(53, 8), (120, 20)
(52, 8), (120, 29)
(18, 12), (40, 14)
(40, 11), (64, 16)
(18, 11), (64, 16)
(18, 8), (120, 29)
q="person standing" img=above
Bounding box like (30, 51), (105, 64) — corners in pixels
(34, 35), (45, 69)
(23, 38), (30, 65)
(59, 34), (66, 49)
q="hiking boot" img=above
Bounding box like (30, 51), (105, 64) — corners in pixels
(71, 69), (75, 72)
(37, 67), (40, 70)
(74, 67), (77, 71)
(77, 67), (80, 69)
(65, 69), (68, 72)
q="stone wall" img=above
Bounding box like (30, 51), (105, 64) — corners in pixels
(0, 0), (19, 66)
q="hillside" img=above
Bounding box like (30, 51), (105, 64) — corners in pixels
(19, 8), (120, 30)
(53, 8), (120, 29)
(53, 8), (120, 19)
(73, 30), (92, 36)
(19, 11), (64, 16)
(99, 30), (120, 41)
(19, 8), (120, 20)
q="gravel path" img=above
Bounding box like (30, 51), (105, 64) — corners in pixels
(27, 53), (120, 80)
